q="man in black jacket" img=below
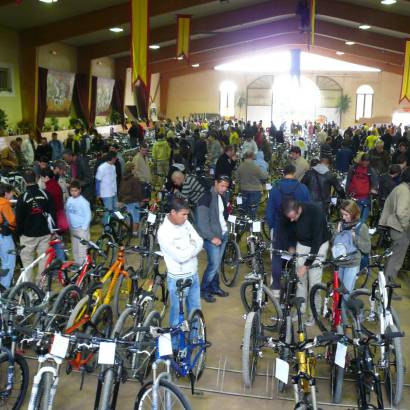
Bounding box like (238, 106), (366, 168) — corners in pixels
(283, 199), (330, 325)
(378, 164), (401, 208)
(63, 149), (94, 205)
(214, 145), (237, 180)
(16, 170), (54, 282)
(301, 156), (345, 212)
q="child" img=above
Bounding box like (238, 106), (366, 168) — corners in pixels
(65, 180), (91, 265)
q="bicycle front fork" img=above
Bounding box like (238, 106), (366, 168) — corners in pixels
(292, 375), (317, 410)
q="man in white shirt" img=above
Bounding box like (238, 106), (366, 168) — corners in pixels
(96, 152), (117, 225)
(157, 198), (203, 327)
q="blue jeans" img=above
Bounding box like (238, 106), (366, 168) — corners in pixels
(201, 233), (228, 295)
(167, 274), (201, 327)
(102, 196), (117, 225)
(241, 191), (262, 219)
(125, 202), (141, 224)
(53, 241), (66, 262)
(356, 198), (370, 222)
(0, 234), (15, 289)
(339, 265), (360, 323)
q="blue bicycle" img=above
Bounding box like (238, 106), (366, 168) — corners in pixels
(135, 278), (209, 409)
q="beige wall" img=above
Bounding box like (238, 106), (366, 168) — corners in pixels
(38, 42), (78, 72)
(165, 68), (403, 128)
(91, 57), (115, 78)
(0, 26), (22, 129)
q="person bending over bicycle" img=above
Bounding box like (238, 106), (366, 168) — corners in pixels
(283, 199), (330, 326)
(157, 197), (203, 329)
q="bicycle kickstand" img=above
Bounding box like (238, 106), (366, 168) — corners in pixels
(189, 371), (203, 396)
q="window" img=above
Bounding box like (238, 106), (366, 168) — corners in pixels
(356, 84), (374, 120)
(0, 64), (14, 96)
(219, 81), (236, 117)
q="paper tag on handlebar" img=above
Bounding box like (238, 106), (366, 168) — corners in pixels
(98, 342), (116, 365)
(147, 212), (157, 224)
(17, 306), (24, 316)
(51, 333), (70, 358)
(209, 168), (215, 176)
(252, 221), (261, 232)
(158, 333), (173, 357)
(335, 342), (347, 368)
(331, 197), (337, 205)
(265, 183), (272, 191)
(114, 211), (125, 220)
(236, 196), (243, 205)
(228, 215), (237, 224)
(275, 358), (289, 384)
(158, 192), (163, 201)
(281, 254), (292, 261)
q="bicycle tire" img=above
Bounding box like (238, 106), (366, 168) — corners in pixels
(0, 352), (29, 410)
(31, 371), (53, 410)
(134, 379), (192, 410)
(47, 285), (82, 332)
(149, 274), (168, 318)
(110, 219), (132, 246)
(65, 295), (89, 330)
(242, 311), (260, 388)
(240, 280), (282, 332)
(137, 216), (148, 247)
(384, 323), (404, 406)
(309, 282), (332, 333)
(97, 367), (115, 410)
(221, 240), (240, 287)
(187, 309), (207, 381)
(92, 233), (115, 267)
(330, 326), (344, 404)
(140, 234), (154, 279)
(112, 274), (133, 319)
(278, 315), (293, 393)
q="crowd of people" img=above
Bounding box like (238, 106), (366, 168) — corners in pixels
(0, 117), (409, 330)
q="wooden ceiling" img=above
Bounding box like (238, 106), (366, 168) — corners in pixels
(1, 0), (409, 77)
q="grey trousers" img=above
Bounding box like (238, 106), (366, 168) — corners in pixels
(20, 234), (50, 282)
(296, 241), (329, 315)
(385, 226), (410, 280)
(70, 228), (90, 265)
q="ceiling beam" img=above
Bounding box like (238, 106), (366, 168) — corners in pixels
(317, 0), (410, 35)
(21, 0), (216, 47)
(0, 0), (15, 6)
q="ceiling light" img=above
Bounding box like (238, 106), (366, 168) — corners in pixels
(177, 56), (184, 61)
(109, 27), (124, 33)
(149, 44), (160, 50)
(359, 24), (371, 30)
(345, 41), (355, 46)
(50, 50), (57, 55)
(192, 63), (200, 68)
(39, 0), (58, 3)
(381, 0), (397, 4)
(336, 51), (345, 55)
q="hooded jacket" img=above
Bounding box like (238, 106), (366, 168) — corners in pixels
(118, 171), (144, 204)
(152, 139), (171, 161)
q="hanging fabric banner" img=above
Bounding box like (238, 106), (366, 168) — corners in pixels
(177, 15), (192, 60)
(400, 40), (410, 102)
(310, 0), (316, 47)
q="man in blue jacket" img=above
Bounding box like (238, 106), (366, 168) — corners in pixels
(265, 165), (310, 297)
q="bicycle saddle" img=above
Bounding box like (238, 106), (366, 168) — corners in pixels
(176, 278), (192, 290)
(346, 297), (364, 317)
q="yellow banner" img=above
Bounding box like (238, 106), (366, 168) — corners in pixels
(311, 0), (316, 46)
(177, 15), (191, 59)
(131, 0), (149, 87)
(400, 40), (410, 102)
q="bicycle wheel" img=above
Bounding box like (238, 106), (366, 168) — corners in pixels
(149, 274), (168, 318)
(221, 240), (240, 287)
(113, 274), (133, 319)
(110, 219), (132, 246)
(134, 379), (192, 410)
(242, 311), (260, 388)
(187, 309), (207, 381)
(330, 326), (344, 404)
(278, 315), (293, 393)
(91, 233), (115, 267)
(384, 324), (404, 407)
(96, 366), (117, 410)
(309, 282), (333, 333)
(240, 280), (282, 332)
(348, 289), (376, 333)
(137, 216), (148, 247)
(30, 371), (53, 410)
(46, 285), (82, 332)
(0, 352), (29, 410)
(140, 234), (154, 279)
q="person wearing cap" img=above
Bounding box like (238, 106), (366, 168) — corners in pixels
(288, 146), (309, 181)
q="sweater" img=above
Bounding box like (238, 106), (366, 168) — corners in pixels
(157, 216), (203, 279)
(132, 153), (152, 183)
(237, 159), (268, 192)
(66, 195), (91, 230)
(118, 171), (144, 204)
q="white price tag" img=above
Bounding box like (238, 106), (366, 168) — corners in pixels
(98, 342), (116, 365)
(147, 212), (157, 224)
(265, 183), (272, 191)
(114, 211), (125, 220)
(228, 215), (237, 224)
(335, 342), (347, 368)
(368, 228), (377, 236)
(281, 254), (292, 261)
(252, 221), (261, 233)
(17, 306), (24, 316)
(331, 197), (337, 205)
(236, 196), (243, 205)
(275, 358), (289, 384)
(157, 192), (163, 201)
(50, 334), (70, 358)
(158, 333), (173, 357)
(209, 168), (215, 176)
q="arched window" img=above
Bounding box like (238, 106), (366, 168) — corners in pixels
(356, 84), (374, 120)
(219, 81), (236, 117)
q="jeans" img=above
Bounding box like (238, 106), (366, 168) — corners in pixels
(356, 198), (370, 222)
(339, 265), (360, 323)
(385, 226), (410, 280)
(241, 191), (262, 219)
(0, 234), (15, 289)
(53, 241), (66, 262)
(102, 196), (117, 225)
(201, 233), (228, 295)
(167, 274), (201, 327)
(125, 202), (141, 223)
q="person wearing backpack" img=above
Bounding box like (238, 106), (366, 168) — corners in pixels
(15, 170), (54, 282)
(265, 165), (311, 297)
(332, 200), (371, 319)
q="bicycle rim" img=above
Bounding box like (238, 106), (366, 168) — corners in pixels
(221, 241), (240, 287)
(187, 309), (207, 382)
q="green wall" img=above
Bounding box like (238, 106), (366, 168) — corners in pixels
(0, 26), (22, 130)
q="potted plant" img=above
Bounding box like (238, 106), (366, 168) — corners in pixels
(336, 94), (351, 125)
(0, 109), (8, 136)
(16, 119), (32, 135)
(50, 117), (60, 131)
(109, 110), (122, 125)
